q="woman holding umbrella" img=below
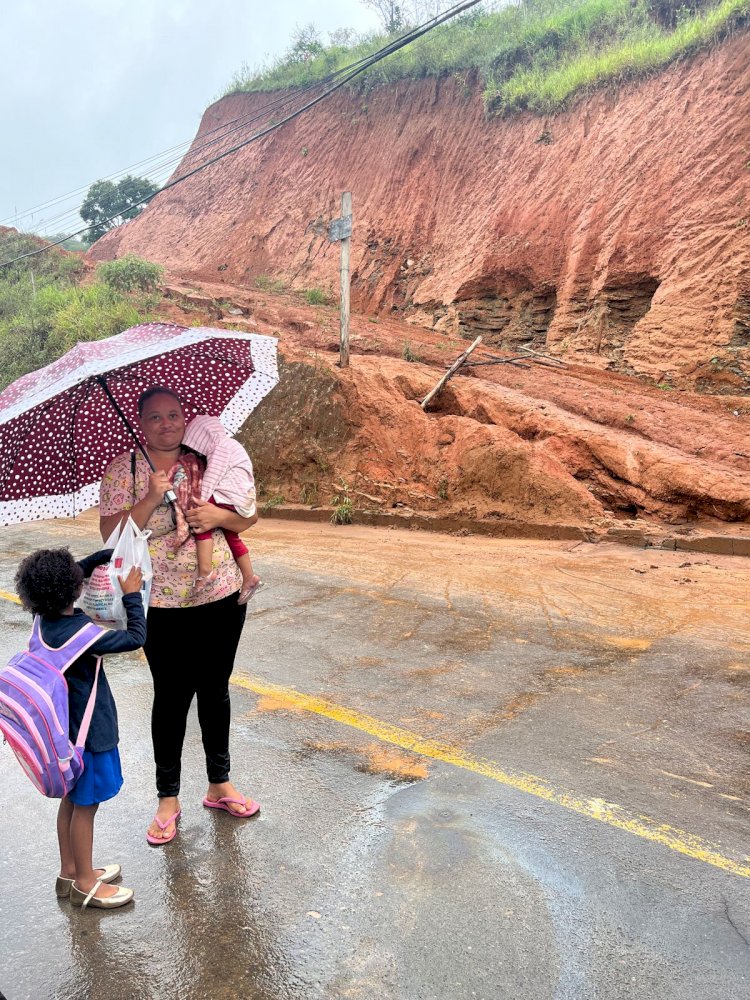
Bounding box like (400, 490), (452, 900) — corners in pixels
(0, 321), (278, 841)
(99, 385), (260, 844)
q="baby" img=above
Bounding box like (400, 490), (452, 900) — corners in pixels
(182, 415), (262, 605)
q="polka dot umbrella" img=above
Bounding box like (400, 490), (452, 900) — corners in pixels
(0, 322), (278, 526)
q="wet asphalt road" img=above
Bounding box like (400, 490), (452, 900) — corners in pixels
(0, 516), (748, 1000)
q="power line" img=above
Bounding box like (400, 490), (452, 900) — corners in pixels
(1, 34), (396, 234)
(0, 0), (484, 269)
(1, 86), (326, 231)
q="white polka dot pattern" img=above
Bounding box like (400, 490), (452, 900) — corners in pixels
(0, 323), (279, 527)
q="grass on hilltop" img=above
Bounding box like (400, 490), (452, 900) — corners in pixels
(224, 0), (750, 116)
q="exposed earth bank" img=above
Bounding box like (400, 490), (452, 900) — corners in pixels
(87, 35), (750, 539)
(91, 33), (750, 388)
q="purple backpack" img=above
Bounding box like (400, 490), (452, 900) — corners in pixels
(0, 617), (104, 797)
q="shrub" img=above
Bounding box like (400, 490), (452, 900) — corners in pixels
(0, 237), (156, 389)
(97, 254), (164, 294)
(331, 481), (354, 525)
(402, 340), (421, 362)
(303, 287), (331, 306)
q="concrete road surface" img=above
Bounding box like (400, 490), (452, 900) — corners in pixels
(0, 515), (748, 1000)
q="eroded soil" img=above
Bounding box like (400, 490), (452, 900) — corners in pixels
(154, 277), (750, 538)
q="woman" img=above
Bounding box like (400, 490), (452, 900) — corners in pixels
(99, 386), (259, 844)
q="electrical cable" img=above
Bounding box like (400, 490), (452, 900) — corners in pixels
(5, 0), (506, 234)
(5, 0), (485, 246)
(0, 0), (485, 268)
(1, 35), (392, 232)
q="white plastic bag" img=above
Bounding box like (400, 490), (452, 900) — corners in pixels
(79, 517), (152, 628)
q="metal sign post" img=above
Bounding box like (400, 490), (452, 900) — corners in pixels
(328, 192), (353, 368)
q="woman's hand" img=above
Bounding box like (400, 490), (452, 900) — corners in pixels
(185, 499), (224, 535)
(118, 566), (143, 594)
(187, 499), (256, 535)
(145, 469), (173, 505)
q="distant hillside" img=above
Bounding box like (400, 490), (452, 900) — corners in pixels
(227, 0), (750, 115)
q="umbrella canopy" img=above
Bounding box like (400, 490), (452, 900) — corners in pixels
(0, 322), (278, 526)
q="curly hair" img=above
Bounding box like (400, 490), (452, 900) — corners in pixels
(15, 548), (84, 617)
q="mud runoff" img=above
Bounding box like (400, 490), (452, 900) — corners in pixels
(132, 274), (750, 542)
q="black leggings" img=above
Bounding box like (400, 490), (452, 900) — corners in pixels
(143, 592), (247, 797)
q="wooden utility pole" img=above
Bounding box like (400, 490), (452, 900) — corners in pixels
(328, 192), (353, 368)
(339, 192), (352, 368)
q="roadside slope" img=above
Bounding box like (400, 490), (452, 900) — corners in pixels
(91, 32), (750, 386)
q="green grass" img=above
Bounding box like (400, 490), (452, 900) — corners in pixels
(0, 234), (157, 389)
(303, 287), (331, 306)
(262, 493), (286, 512)
(224, 0), (750, 116)
(330, 480), (354, 525)
(255, 274), (287, 293)
(401, 340), (422, 363)
(487, 0), (750, 114)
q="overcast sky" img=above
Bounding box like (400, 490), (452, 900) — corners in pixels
(0, 1), (379, 234)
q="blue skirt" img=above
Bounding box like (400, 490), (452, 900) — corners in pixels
(68, 747), (123, 806)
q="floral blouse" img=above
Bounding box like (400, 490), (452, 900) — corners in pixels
(99, 450), (242, 609)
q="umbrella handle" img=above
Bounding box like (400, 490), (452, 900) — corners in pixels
(96, 376), (149, 460)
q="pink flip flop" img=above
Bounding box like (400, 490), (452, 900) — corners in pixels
(202, 796), (260, 818)
(146, 808), (181, 845)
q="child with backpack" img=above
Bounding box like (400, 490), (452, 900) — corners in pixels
(12, 547), (146, 911)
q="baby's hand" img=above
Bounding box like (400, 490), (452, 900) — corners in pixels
(118, 566), (143, 594)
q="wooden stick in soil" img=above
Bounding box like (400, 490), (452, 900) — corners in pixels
(464, 357), (532, 368)
(518, 345), (567, 366)
(421, 335), (482, 410)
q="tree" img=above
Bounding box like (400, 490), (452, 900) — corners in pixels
(80, 175), (159, 242)
(287, 23), (325, 63)
(361, 0), (405, 32)
(361, 0), (461, 31)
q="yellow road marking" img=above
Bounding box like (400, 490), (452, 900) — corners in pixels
(0, 589), (746, 878)
(232, 675), (750, 880)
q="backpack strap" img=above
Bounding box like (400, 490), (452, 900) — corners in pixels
(74, 656), (102, 751)
(28, 618), (107, 753)
(30, 618), (105, 672)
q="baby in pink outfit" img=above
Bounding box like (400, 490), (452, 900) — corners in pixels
(182, 415), (262, 605)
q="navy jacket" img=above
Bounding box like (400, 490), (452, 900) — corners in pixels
(39, 550), (147, 753)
